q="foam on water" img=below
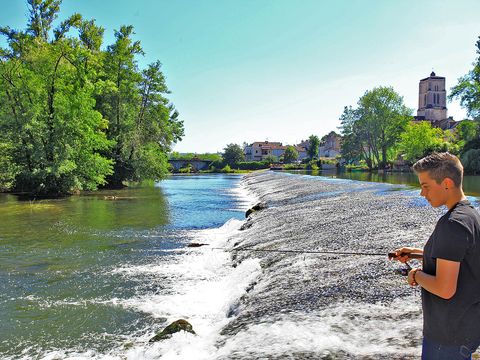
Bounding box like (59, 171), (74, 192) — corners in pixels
(26, 179), (261, 360)
(215, 296), (422, 358)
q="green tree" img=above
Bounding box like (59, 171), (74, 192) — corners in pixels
(0, 143), (19, 190)
(170, 152), (222, 162)
(339, 87), (412, 170)
(0, 0), (183, 194)
(450, 36), (480, 121)
(397, 122), (445, 162)
(461, 149), (480, 175)
(307, 135), (320, 160)
(96, 27), (183, 187)
(263, 154), (278, 165)
(0, 2), (113, 195)
(283, 146), (299, 163)
(222, 143), (245, 167)
(456, 120), (479, 144)
(338, 106), (366, 165)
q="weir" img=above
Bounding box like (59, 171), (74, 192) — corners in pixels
(212, 170), (462, 359)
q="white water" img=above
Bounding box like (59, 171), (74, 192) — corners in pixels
(15, 173), (455, 359)
(31, 180), (262, 360)
(216, 296), (422, 358)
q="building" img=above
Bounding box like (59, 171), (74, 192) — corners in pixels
(319, 132), (342, 158)
(244, 141), (307, 162)
(414, 71), (457, 130)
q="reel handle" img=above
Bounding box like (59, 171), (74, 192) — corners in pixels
(388, 252), (423, 260)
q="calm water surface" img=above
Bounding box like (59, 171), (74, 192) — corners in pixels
(0, 174), (248, 358)
(285, 170), (480, 197)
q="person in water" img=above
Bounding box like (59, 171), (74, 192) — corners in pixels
(394, 152), (480, 360)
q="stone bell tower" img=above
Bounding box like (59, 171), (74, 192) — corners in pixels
(416, 71), (447, 122)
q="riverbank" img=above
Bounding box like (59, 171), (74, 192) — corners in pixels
(211, 171), (479, 359)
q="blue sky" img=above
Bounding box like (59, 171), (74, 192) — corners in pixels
(1, 0), (479, 153)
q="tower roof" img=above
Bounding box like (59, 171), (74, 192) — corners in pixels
(420, 72), (445, 81)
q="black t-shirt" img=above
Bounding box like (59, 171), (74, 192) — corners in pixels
(422, 200), (480, 345)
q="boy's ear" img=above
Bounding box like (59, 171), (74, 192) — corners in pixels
(443, 177), (456, 189)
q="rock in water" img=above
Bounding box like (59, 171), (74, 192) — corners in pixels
(187, 243), (209, 247)
(245, 202), (267, 218)
(149, 319), (196, 342)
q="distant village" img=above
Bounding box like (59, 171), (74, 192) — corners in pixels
(171, 71), (474, 173)
(244, 71), (459, 163)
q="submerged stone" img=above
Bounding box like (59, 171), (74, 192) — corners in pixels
(245, 202), (267, 218)
(149, 319), (196, 342)
(187, 243), (209, 247)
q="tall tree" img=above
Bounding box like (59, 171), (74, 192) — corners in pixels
(222, 143), (245, 166)
(450, 36), (480, 121)
(461, 149), (480, 175)
(0, 0), (183, 194)
(26, 0), (61, 41)
(283, 146), (299, 163)
(339, 87), (411, 170)
(339, 106), (373, 167)
(96, 27), (183, 186)
(0, 3), (113, 195)
(307, 135), (320, 160)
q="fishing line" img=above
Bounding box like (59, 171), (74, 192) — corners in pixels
(211, 247), (423, 259)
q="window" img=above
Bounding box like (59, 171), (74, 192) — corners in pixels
(424, 94), (427, 106)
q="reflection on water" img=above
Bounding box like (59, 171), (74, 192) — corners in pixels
(0, 174), (247, 358)
(285, 170), (480, 197)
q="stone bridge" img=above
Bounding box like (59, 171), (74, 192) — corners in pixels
(168, 159), (213, 171)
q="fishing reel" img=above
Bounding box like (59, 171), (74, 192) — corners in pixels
(388, 251), (422, 277)
(394, 262), (412, 276)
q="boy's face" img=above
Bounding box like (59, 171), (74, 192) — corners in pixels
(417, 171), (448, 208)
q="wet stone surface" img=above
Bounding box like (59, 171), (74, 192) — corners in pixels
(216, 171), (451, 359)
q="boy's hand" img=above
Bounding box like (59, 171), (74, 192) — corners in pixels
(390, 247), (422, 263)
(408, 268), (420, 287)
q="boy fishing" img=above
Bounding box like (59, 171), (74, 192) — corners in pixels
(393, 152), (480, 359)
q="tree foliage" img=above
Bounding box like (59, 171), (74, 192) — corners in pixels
(456, 120), (479, 144)
(339, 87), (412, 169)
(263, 154), (278, 165)
(0, 0), (183, 194)
(283, 145), (299, 163)
(397, 122), (445, 162)
(170, 152), (222, 162)
(461, 149), (480, 175)
(307, 135), (320, 160)
(222, 144), (245, 167)
(450, 36), (480, 121)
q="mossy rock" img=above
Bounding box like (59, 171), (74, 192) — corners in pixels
(245, 202), (267, 218)
(149, 319), (196, 342)
(187, 243), (209, 247)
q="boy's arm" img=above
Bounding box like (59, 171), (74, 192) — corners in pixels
(409, 259), (460, 299)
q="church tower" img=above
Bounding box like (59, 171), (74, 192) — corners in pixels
(416, 71), (447, 121)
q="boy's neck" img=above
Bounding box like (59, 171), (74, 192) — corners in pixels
(446, 189), (467, 210)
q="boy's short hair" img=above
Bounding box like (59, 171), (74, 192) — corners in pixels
(412, 152), (463, 187)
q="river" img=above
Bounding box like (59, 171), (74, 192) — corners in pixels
(1, 171), (479, 359)
(0, 174), (257, 359)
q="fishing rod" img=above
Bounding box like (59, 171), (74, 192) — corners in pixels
(228, 248), (423, 276)
(208, 245), (423, 260)
(190, 243), (422, 276)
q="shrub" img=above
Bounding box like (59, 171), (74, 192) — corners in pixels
(178, 164), (193, 173)
(306, 160), (319, 170)
(221, 165), (233, 173)
(235, 161), (270, 170)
